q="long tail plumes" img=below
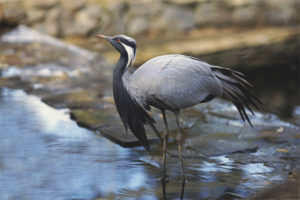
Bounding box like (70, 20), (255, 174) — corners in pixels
(113, 78), (156, 152)
(211, 66), (261, 126)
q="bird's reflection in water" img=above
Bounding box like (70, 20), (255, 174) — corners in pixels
(180, 179), (185, 200)
(161, 176), (167, 199)
(161, 177), (185, 200)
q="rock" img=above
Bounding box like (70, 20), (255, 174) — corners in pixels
(99, 1), (128, 35)
(127, 17), (149, 35)
(60, 1), (101, 37)
(0, 25), (99, 61)
(98, 124), (161, 148)
(33, 8), (60, 36)
(25, 0), (59, 9)
(70, 108), (119, 129)
(61, 0), (86, 12)
(0, 25), (108, 102)
(0, 0), (26, 26)
(226, 0), (252, 7)
(159, 6), (195, 32)
(42, 89), (100, 109)
(232, 5), (258, 25)
(126, 1), (161, 35)
(26, 8), (45, 23)
(2, 0), (300, 37)
(264, 0), (297, 25)
(64, 11), (94, 36)
(195, 2), (232, 26)
(164, 0), (205, 4)
(74, 6), (101, 35)
(70, 108), (161, 147)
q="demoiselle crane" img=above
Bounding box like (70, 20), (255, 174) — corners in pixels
(96, 34), (260, 187)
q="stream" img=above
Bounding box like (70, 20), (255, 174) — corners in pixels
(0, 88), (291, 200)
(0, 26), (299, 200)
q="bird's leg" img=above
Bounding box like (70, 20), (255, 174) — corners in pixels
(162, 110), (169, 179)
(161, 110), (169, 197)
(175, 112), (185, 183)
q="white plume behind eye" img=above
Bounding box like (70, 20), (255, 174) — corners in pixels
(120, 35), (135, 43)
(120, 43), (136, 68)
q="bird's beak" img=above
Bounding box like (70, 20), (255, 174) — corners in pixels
(96, 34), (109, 41)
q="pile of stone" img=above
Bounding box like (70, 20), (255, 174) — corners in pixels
(1, 0), (299, 37)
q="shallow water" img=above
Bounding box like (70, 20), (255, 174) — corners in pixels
(0, 25), (299, 199)
(0, 88), (287, 200)
(0, 88), (156, 200)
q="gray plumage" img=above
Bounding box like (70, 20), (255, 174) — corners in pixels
(97, 34), (261, 152)
(125, 54), (223, 111)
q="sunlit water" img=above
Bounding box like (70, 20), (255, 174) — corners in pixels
(0, 88), (280, 200)
(0, 88), (158, 200)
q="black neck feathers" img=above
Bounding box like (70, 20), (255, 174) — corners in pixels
(112, 54), (154, 152)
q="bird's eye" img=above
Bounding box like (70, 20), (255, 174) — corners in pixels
(115, 38), (120, 42)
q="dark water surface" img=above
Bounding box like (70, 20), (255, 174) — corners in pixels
(0, 88), (287, 200)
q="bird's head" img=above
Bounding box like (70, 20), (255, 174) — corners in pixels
(97, 34), (136, 67)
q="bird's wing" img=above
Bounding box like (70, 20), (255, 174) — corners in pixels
(130, 55), (223, 110)
(129, 54), (260, 126)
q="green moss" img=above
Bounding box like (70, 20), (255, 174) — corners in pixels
(70, 108), (119, 129)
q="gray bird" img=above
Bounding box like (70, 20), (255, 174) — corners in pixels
(96, 34), (260, 185)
